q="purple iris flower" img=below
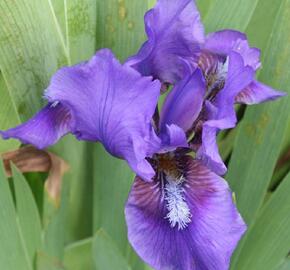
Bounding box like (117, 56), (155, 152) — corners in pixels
(0, 0), (285, 270)
(0, 50), (246, 269)
(127, 0), (285, 175)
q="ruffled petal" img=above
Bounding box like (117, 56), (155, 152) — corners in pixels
(125, 157), (246, 270)
(197, 52), (255, 175)
(0, 103), (71, 149)
(159, 69), (206, 132)
(214, 51), (255, 119)
(205, 30), (246, 55)
(235, 80), (286, 104)
(233, 40), (261, 70)
(205, 30), (261, 70)
(44, 49), (161, 180)
(126, 0), (204, 84)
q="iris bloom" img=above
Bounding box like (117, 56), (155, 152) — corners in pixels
(1, 50), (246, 269)
(127, 0), (285, 175)
(0, 0), (284, 269)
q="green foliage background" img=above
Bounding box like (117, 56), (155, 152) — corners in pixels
(0, 0), (290, 269)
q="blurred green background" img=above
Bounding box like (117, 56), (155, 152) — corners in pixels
(0, 0), (290, 269)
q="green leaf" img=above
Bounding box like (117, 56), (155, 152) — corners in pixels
(96, 0), (148, 61)
(0, 163), (32, 270)
(36, 251), (65, 270)
(0, 0), (68, 120)
(234, 172), (290, 270)
(92, 145), (146, 269)
(67, 0), (97, 64)
(228, 0), (290, 228)
(52, 139), (94, 244)
(51, 0), (67, 42)
(63, 238), (93, 270)
(93, 229), (131, 270)
(12, 165), (42, 264)
(204, 0), (259, 32)
(93, 144), (134, 253)
(276, 258), (290, 270)
(42, 177), (70, 260)
(0, 74), (20, 153)
(245, 0), (285, 52)
(228, 0), (290, 267)
(196, 0), (214, 19)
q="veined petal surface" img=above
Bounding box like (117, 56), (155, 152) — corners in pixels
(125, 157), (246, 270)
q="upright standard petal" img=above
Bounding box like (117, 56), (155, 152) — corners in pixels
(159, 69), (206, 133)
(0, 103), (71, 149)
(205, 30), (261, 70)
(205, 30), (246, 55)
(125, 157), (246, 270)
(126, 0), (204, 84)
(46, 49), (161, 180)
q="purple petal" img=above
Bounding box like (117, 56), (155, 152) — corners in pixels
(197, 52), (255, 175)
(196, 102), (233, 175)
(126, 0), (204, 84)
(159, 124), (188, 153)
(205, 30), (261, 70)
(236, 80), (286, 104)
(205, 30), (246, 55)
(0, 103), (71, 149)
(44, 49), (161, 181)
(125, 157), (246, 270)
(233, 40), (261, 70)
(159, 68), (206, 132)
(215, 51), (255, 112)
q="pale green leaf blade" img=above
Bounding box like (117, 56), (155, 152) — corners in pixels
(36, 251), (65, 270)
(93, 229), (131, 270)
(51, 0), (67, 41)
(12, 165), (42, 263)
(204, 0), (259, 32)
(0, 74), (20, 152)
(64, 238), (93, 270)
(96, 0), (148, 61)
(196, 0), (214, 19)
(93, 145), (134, 252)
(93, 145), (145, 269)
(52, 139), (94, 244)
(42, 177), (70, 261)
(227, 0), (290, 228)
(228, 1), (290, 267)
(276, 258), (290, 270)
(67, 0), (97, 64)
(0, 163), (32, 270)
(245, 0), (285, 52)
(234, 172), (290, 270)
(0, 0), (68, 120)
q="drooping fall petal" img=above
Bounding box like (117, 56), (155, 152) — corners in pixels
(0, 103), (71, 149)
(2, 49), (161, 181)
(125, 157), (246, 270)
